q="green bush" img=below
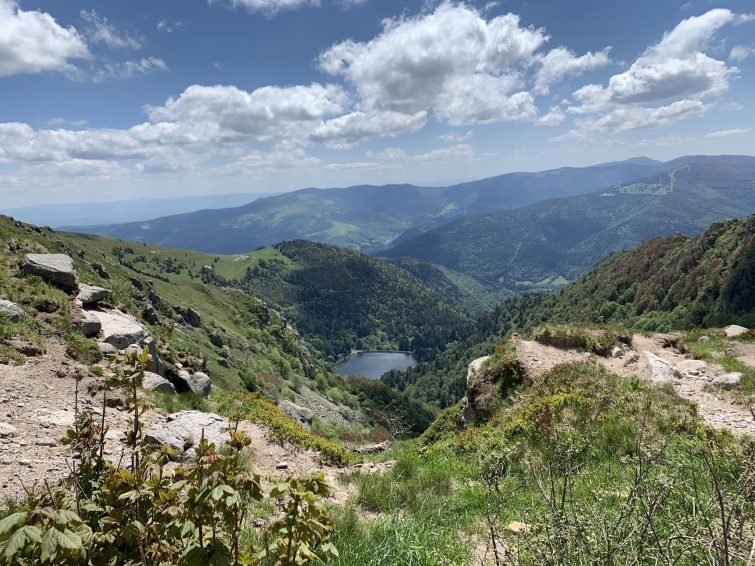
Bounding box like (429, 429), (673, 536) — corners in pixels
(533, 323), (631, 356)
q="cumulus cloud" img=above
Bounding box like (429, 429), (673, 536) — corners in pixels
(439, 130), (472, 143)
(729, 44), (755, 61)
(534, 47), (611, 94)
(559, 8), (750, 136)
(80, 10), (142, 50)
(0, 0), (89, 77)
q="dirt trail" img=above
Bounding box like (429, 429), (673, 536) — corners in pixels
(0, 340), (386, 503)
(513, 334), (755, 438)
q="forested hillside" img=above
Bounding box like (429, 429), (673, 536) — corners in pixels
(385, 215), (755, 407)
(384, 159), (755, 290)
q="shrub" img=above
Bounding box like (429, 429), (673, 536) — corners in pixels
(533, 323), (631, 356)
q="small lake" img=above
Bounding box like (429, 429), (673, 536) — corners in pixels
(335, 351), (418, 380)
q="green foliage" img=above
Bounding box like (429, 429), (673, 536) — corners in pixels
(0, 350), (337, 566)
(215, 391), (353, 466)
(532, 323), (631, 356)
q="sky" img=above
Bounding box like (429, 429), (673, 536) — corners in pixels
(1, 0), (754, 207)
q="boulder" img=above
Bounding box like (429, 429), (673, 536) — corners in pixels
(21, 254), (78, 291)
(144, 411), (229, 461)
(353, 440), (392, 454)
(174, 370), (212, 397)
(77, 284), (110, 305)
(91, 310), (148, 350)
(92, 262), (110, 280)
(712, 372), (742, 390)
(142, 305), (160, 325)
(182, 308), (202, 328)
(462, 356), (492, 422)
(77, 311), (101, 338)
(641, 352), (676, 383)
(724, 325), (749, 338)
(0, 299), (24, 322)
(98, 342), (118, 356)
(0, 423), (18, 438)
(217, 357), (230, 368)
(279, 400), (314, 429)
(209, 331), (224, 348)
(610, 346), (623, 358)
(142, 371), (176, 394)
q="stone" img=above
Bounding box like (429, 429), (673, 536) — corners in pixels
(97, 342), (118, 356)
(217, 357), (230, 368)
(182, 308), (202, 328)
(21, 254), (78, 291)
(92, 263), (110, 279)
(78, 311), (102, 338)
(641, 352), (676, 383)
(144, 411), (229, 461)
(506, 521), (531, 535)
(610, 346), (623, 358)
(31, 409), (74, 427)
(279, 400), (314, 429)
(677, 359), (707, 374)
(0, 299), (24, 322)
(209, 332), (224, 348)
(276, 462), (289, 470)
(142, 305), (160, 325)
(462, 356), (494, 422)
(173, 370), (212, 397)
(142, 371), (176, 394)
(77, 284), (110, 305)
(0, 423), (17, 438)
(712, 372), (742, 390)
(91, 310), (148, 350)
(35, 437), (56, 447)
(724, 325), (749, 338)
(353, 440), (392, 454)
(698, 335), (710, 342)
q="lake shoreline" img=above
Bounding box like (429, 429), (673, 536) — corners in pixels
(334, 351), (418, 380)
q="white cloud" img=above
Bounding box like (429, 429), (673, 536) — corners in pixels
(319, 3), (548, 125)
(310, 110), (427, 146)
(82, 57), (168, 83)
(561, 9), (749, 135)
(534, 47), (611, 94)
(212, 0), (320, 15)
(537, 107), (565, 126)
(704, 127), (751, 138)
(79, 10), (142, 50)
(439, 130), (472, 143)
(729, 44), (755, 61)
(0, 0), (89, 77)
(157, 19), (184, 33)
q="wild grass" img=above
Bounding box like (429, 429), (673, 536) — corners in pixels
(682, 330), (755, 394)
(533, 323), (632, 356)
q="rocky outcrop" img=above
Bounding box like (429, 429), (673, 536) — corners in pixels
(209, 331), (224, 348)
(142, 371), (176, 394)
(77, 284), (110, 306)
(144, 411), (229, 461)
(279, 400), (314, 430)
(462, 356), (492, 422)
(91, 310), (148, 350)
(174, 370), (211, 397)
(21, 254), (78, 291)
(724, 325), (749, 338)
(181, 308), (201, 328)
(0, 299), (24, 322)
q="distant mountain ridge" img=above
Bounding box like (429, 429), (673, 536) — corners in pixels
(68, 156), (683, 253)
(3, 193), (277, 228)
(382, 157), (755, 291)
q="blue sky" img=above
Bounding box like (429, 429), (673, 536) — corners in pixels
(1, 0), (754, 206)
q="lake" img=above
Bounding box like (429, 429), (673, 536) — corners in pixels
(335, 351), (418, 380)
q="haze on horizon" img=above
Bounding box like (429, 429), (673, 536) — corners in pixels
(1, 0), (755, 208)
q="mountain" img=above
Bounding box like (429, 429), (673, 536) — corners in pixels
(382, 157), (755, 291)
(104, 239), (473, 362)
(68, 157), (674, 253)
(384, 214), (755, 407)
(2, 193), (276, 228)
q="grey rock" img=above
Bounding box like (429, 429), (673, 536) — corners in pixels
(610, 346), (623, 358)
(276, 462), (289, 470)
(712, 372), (742, 390)
(174, 370), (212, 397)
(279, 400), (314, 429)
(77, 284), (110, 306)
(0, 299), (24, 322)
(698, 335), (711, 342)
(142, 372), (176, 394)
(78, 311), (101, 338)
(641, 352), (676, 383)
(209, 331), (224, 348)
(142, 305), (160, 325)
(21, 254), (78, 291)
(0, 423), (18, 438)
(129, 277), (144, 291)
(98, 342), (118, 356)
(35, 437), (56, 447)
(144, 411), (229, 461)
(182, 308), (202, 328)
(91, 310), (148, 350)
(354, 440), (392, 454)
(217, 357), (230, 368)
(92, 262), (110, 279)
(462, 356), (493, 422)
(724, 325), (749, 338)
